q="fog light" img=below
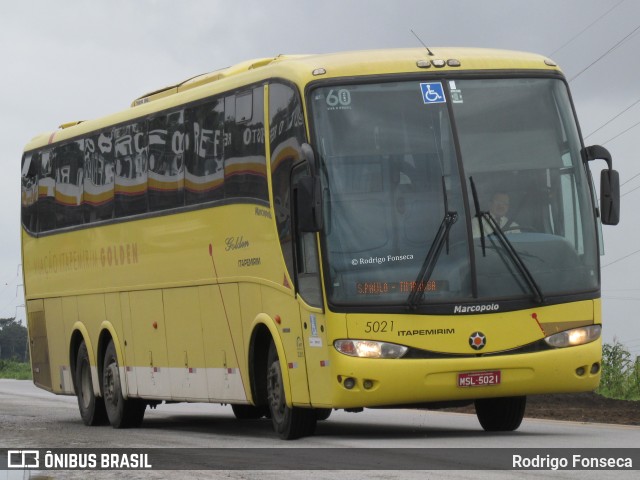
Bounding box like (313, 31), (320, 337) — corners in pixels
(576, 367), (586, 376)
(591, 363), (600, 374)
(343, 377), (356, 390)
(363, 379), (373, 390)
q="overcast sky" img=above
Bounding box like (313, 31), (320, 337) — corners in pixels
(2, 0), (639, 356)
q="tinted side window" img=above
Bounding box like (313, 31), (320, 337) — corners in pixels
(54, 140), (84, 228)
(21, 152), (39, 232)
(149, 109), (187, 211)
(225, 87), (268, 201)
(38, 148), (56, 232)
(83, 131), (115, 222)
(114, 121), (148, 217)
(269, 82), (306, 281)
(186, 98), (224, 204)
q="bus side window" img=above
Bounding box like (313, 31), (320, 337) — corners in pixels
(21, 152), (39, 233)
(38, 148), (57, 232)
(148, 109), (187, 211)
(269, 81), (307, 286)
(186, 98), (224, 205)
(224, 87), (269, 202)
(83, 131), (115, 223)
(114, 121), (148, 217)
(292, 163), (323, 308)
(54, 141), (85, 228)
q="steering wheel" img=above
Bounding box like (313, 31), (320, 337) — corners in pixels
(502, 225), (535, 233)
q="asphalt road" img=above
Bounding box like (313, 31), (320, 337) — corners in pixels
(1, 379), (638, 479)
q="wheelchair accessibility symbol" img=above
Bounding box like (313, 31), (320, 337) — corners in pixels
(420, 82), (446, 104)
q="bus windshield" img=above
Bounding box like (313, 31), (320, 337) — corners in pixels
(310, 77), (598, 308)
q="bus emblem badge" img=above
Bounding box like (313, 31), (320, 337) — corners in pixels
(469, 332), (486, 350)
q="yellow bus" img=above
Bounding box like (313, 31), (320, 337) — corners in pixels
(21, 48), (620, 439)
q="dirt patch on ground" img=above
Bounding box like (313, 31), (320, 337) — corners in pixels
(443, 392), (640, 426)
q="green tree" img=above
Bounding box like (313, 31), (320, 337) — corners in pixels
(0, 317), (28, 362)
(598, 340), (640, 400)
(628, 356), (640, 399)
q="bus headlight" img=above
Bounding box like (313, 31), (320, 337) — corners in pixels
(334, 339), (408, 359)
(544, 325), (601, 348)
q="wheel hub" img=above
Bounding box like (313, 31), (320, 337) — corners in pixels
(267, 361), (285, 421)
(104, 363), (120, 406)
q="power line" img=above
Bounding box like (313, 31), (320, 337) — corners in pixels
(621, 182), (640, 198)
(549, 0), (626, 57)
(603, 127), (640, 194)
(568, 22), (640, 83)
(621, 171), (640, 187)
(601, 117), (640, 147)
(584, 96), (640, 140)
(585, 120), (640, 197)
(602, 247), (640, 268)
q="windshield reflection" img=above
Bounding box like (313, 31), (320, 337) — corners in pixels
(309, 78), (598, 309)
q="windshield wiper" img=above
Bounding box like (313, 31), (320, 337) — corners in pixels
(407, 211), (458, 308)
(469, 177), (487, 256)
(469, 176), (545, 304)
(482, 212), (544, 304)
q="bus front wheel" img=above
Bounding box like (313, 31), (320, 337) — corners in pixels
(75, 340), (108, 426)
(266, 341), (317, 439)
(102, 340), (146, 428)
(475, 396), (526, 431)
(231, 404), (270, 420)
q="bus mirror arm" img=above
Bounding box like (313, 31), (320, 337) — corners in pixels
(582, 145), (620, 226)
(294, 143), (323, 232)
(301, 143), (318, 178)
(295, 176), (324, 232)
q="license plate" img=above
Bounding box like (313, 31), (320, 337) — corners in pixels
(457, 370), (501, 387)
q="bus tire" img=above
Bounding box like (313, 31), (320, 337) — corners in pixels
(266, 341), (317, 439)
(475, 396), (526, 431)
(231, 404), (269, 420)
(102, 340), (146, 428)
(75, 341), (108, 426)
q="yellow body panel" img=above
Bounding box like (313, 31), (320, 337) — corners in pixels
(327, 340), (601, 408)
(345, 301), (595, 354)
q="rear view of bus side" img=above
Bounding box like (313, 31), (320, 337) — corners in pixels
(21, 48), (620, 439)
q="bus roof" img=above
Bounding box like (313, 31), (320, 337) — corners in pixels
(24, 47), (560, 151)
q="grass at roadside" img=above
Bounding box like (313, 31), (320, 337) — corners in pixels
(597, 341), (640, 401)
(0, 359), (32, 380)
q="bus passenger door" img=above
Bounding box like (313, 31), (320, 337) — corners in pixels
(292, 163), (332, 407)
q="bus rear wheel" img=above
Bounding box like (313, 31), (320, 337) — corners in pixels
(266, 341), (317, 439)
(102, 340), (146, 428)
(475, 396), (526, 431)
(75, 340), (108, 426)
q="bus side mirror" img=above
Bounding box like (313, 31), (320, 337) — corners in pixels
(600, 168), (620, 225)
(583, 144), (620, 226)
(295, 175), (323, 232)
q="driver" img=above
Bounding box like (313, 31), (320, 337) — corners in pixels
(473, 192), (519, 236)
